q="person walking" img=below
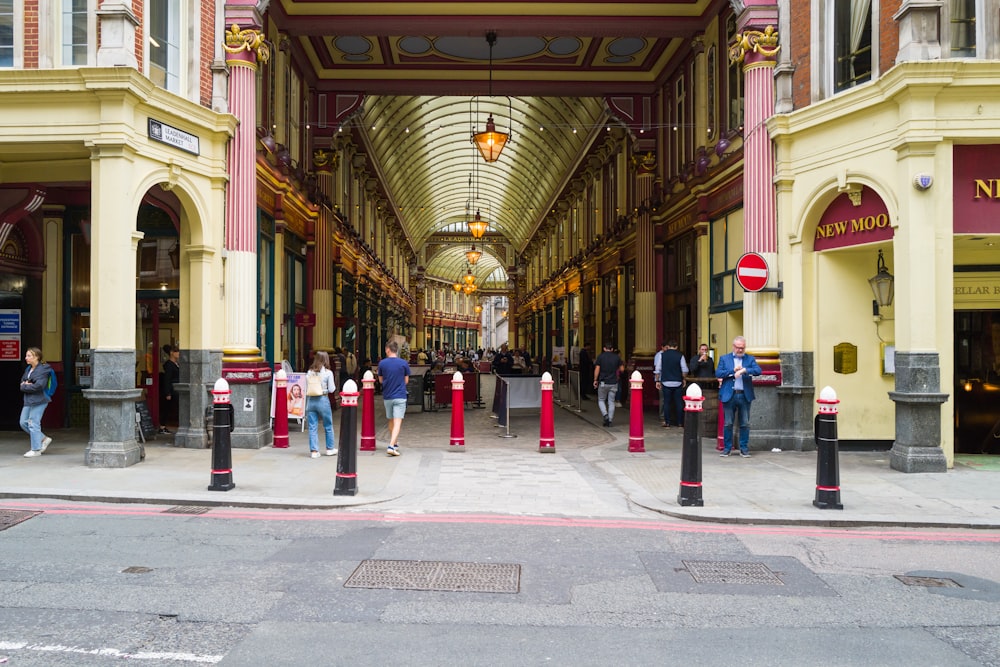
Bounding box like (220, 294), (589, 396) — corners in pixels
(592, 342), (624, 427)
(654, 340), (688, 427)
(304, 351), (337, 458)
(377, 340), (410, 456)
(716, 335), (762, 457)
(19, 347), (54, 458)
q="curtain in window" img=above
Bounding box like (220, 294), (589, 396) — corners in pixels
(849, 0), (872, 80)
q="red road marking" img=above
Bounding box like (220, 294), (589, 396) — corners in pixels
(3, 500), (999, 543)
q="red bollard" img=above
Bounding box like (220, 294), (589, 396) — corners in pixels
(716, 397), (726, 451)
(539, 372), (555, 453)
(359, 370), (376, 452)
(450, 371), (466, 450)
(273, 368), (290, 448)
(628, 370), (645, 453)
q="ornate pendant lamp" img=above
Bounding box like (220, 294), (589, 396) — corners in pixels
(471, 32), (511, 163)
(465, 244), (482, 266)
(467, 209), (489, 239)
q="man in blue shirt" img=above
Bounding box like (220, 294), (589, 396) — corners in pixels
(377, 340), (410, 456)
(715, 335), (762, 457)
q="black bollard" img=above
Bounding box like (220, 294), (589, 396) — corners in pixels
(677, 384), (705, 506)
(208, 377), (236, 492)
(813, 386), (843, 510)
(334, 379), (359, 496)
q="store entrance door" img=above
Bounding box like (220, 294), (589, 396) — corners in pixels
(954, 310), (1000, 454)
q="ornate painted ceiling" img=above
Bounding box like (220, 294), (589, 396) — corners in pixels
(268, 0), (725, 285)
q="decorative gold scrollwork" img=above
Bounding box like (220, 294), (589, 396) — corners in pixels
(223, 24), (271, 64)
(729, 25), (780, 65)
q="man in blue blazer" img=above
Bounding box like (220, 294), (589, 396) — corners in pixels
(715, 335), (762, 457)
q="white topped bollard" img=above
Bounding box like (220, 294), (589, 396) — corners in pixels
(813, 385), (843, 510)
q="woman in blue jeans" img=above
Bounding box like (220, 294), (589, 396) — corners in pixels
(305, 351), (337, 459)
(19, 347), (54, 458)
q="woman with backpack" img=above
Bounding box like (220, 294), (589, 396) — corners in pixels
(305, 350), (337, 458)
(19, 346), (54, 458)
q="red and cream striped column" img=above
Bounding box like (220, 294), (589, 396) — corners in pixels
(219, 9), (274, 448)
(730, 13), (780, 358)
(222, 19), (269, 361)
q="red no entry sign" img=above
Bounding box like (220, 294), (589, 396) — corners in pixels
(735, 252), (769, 292)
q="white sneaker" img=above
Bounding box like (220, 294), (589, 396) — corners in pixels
(24, 450), (41, 458)
(387, 445), (400, 457)
(310, 451), (320, 458)
(325, 449), (337, 456)
(40, 437), (52, 453)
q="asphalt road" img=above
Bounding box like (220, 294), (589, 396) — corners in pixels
(1, 500), (999, 666)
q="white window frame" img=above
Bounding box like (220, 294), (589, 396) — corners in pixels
(0, 0), (23, 68)
(145, 0), (184, 95)
(812, 0), (881, 101)
(941, 0), (996, 58)
(58, 0), (95, 66)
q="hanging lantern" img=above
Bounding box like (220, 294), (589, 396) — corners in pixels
(467, 210), (488, 239)
(465, 245), (482, 265)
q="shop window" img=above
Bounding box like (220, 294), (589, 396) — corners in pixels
(148, 0), (181, 93)
(833, 0), (873, 93)
(62, 0), (90, 65)
(709, 210), (744, 312)
(0, 0), (15, 67)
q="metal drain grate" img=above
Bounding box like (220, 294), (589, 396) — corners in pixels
(894, 575), (962, 588)
(162, 506), (211, 515)
(0, 509), (42, 532)
(682, 560), (785, 585)
(344, 559), (521, 593)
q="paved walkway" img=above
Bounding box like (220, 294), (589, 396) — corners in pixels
(2, 374), (998, 529)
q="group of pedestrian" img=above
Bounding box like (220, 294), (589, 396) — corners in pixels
(589, 334), (762, 456)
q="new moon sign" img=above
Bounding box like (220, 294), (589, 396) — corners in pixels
(735, 252), (769, 292)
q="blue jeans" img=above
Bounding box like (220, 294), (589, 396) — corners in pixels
(662, 384), (684, 426)
(597, 382), (618, 421)
(19, 403), (48, 451)
(306, 395), (335, 452)
(722, 392), (751, 454)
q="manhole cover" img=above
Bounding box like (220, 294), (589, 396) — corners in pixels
(122, 566), (154, 574)
(682, 560), (785, 585)
(894, 575), (962, 588)
(0, 509), (42, 532)
(162, 506), (211, 515)
(344, 559), (521, 593)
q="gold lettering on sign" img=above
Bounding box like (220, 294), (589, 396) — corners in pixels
(973, 179), (1000, 199)
(815, 213), (889, 241)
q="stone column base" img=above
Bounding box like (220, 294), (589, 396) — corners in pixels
(777, 351), (815, 452)
(223, 360), (274, 449)
(888, 351), (948, 473)
(889, 442), (948, 473)
(83, 349), (144, 468)
(174, 348), (222, 449)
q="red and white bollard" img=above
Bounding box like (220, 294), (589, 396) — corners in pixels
(208, 377), (235, 492)
(628, 370), (645, 453)
(678, 383), (705, 506)
(450, 371), (466, 450)
(272, 368), (290, 448)
(539, 371), (555, 453)
(813, 385), (844, 510)
(359, 370), (376, 452)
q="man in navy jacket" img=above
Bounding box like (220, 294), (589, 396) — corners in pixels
(715, 335), (762, 457)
